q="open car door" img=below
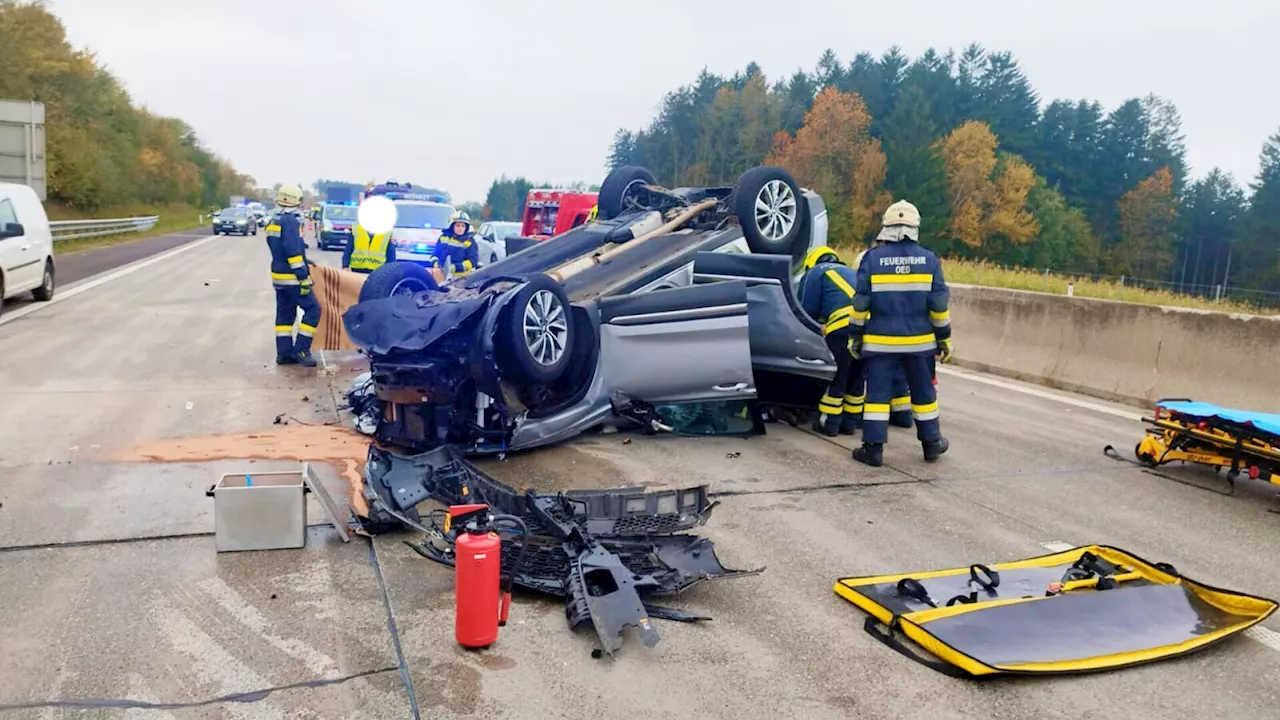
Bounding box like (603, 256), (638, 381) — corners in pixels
(597, 281), (756, 405)
(692, 252), (835, 408)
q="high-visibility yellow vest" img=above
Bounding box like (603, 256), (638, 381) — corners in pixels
(349, 225), (391, 272)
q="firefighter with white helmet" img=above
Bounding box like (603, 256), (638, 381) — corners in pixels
(431, 210), (479, 277)
(798, 245), (862, 436)
(849, 200), (953, 466)
(266, 184), (320, 367)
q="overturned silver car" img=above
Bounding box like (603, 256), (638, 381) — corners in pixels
(344, 165), (838, 455)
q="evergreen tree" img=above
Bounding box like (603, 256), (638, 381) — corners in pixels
(973, 51), (1040, 158)
(882, 83), (951, 252)
(1237, 131), (1280, 291)
(1177, 169), (1244, 287)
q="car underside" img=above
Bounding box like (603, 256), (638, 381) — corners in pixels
(343, 165), (838, 456)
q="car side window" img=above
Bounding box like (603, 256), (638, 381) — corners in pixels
(0, 199), (18, 227)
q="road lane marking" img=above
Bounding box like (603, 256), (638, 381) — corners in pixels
(1245, 626), (1280, 653)
(0, 234), (218, 327)
(938, 366), (1143, 421)
(1039, 541), (1076, 553)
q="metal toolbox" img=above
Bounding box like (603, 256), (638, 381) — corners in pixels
(208, 463), (350, 552)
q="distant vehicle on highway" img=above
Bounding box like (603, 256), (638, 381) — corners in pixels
(0, 182), (56, 311)
(317, 202), (358, 250)
(248, 203), (267, 227)
(212, 206), (257, 236)
(475, 221), (522, 265)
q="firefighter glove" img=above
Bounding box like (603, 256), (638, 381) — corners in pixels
(937, 337), (954, 364)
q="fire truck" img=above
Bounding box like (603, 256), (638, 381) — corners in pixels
(519, 189), (599, 239)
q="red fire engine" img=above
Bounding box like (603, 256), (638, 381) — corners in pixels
(520, 189), (599, 239)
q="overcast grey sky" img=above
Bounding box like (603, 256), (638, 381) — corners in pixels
(47, 0), (1279, 203)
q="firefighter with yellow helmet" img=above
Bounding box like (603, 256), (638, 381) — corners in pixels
(431, 211), (480, 277)
(798, 245), (862, 436)
(266, 184), (320, 367)
(849, 200), (953, 467)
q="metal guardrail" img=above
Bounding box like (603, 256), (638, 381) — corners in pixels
(50, 215), (159, 242)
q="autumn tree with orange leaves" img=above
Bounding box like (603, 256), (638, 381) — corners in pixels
(1113, 167), (1178, 277)
(936, 121), (1039, 250)
(766, 88), (890, 246)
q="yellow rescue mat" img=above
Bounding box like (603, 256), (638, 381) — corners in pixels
(834, 545), (1277, 677)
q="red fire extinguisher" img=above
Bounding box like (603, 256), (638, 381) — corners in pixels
(448, 504), (528, 649)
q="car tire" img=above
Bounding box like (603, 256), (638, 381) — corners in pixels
(212, 229), (220, 236)
(497, 274), (574, 385)
(358, 261), (440, 303)
(32, 260), (54, 301)
(732, 166), (804, 255)
(598, 166), (656, 220)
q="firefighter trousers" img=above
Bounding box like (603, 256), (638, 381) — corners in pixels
(274, 287), (321, 358)
(862, 352), (940, 445)
(818, 328), (859, 420)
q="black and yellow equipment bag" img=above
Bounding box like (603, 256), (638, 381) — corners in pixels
(834, 545), (1276, 677)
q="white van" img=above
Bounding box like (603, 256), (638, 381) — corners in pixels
(0, 182), (55, 311)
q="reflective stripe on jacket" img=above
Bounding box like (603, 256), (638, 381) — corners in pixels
(348, 225), (392, 272)
(799, 262), (858, 336)
(851, 239), (950, 354)
(266, 211), (310, 289)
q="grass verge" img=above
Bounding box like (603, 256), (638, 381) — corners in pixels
(46, 204), (206, 254)
(832, 246), (1268, 314)
(942, 259), (1265, 314)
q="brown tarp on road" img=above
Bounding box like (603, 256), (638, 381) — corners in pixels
(311, 264), (365, 351)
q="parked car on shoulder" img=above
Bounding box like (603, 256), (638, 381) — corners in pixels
(343, 165), (834, 455)
(213, 206), (257, 236)
(0, 182), (56, 312)
(475, 220), (522, 265)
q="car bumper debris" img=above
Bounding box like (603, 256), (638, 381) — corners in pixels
(361, 445), (762, 656)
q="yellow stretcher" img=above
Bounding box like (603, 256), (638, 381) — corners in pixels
(1134, 400), (1280, 487)
(834, 545), (1276, 677)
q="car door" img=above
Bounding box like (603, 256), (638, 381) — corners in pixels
(0, 196), (38, 293)
(597, 280), (756, 404)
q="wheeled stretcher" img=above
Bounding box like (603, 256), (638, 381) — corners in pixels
(1135, 400), (1280, 487)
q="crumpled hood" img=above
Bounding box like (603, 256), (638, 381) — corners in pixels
(343, 290), (493, 356)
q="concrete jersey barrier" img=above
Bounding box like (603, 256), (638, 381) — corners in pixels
(948, 284), (1280, 411)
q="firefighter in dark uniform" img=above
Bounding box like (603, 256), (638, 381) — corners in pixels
(267, 184), (320, 367)
(799, 246), (862, 436)
(431, 211), (480, 278)
(850, 200), (953, 466)
(856, 245), (914, 430)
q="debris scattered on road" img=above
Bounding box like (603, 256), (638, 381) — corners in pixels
(365, 445), (762, 657)
(274, 414), (287, 425)
(726, 451), (741, 459)
(185, 401), (193, 411)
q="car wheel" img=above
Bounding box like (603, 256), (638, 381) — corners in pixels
(490, 252), (499, 265)
(498, 274), (574, 385)
(598, 166), (657, 220)
(32, 260), (54, 301)
(212, 229), (220, 236)
(358, 261), (440, 303)
(732, 166), (804, 255)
